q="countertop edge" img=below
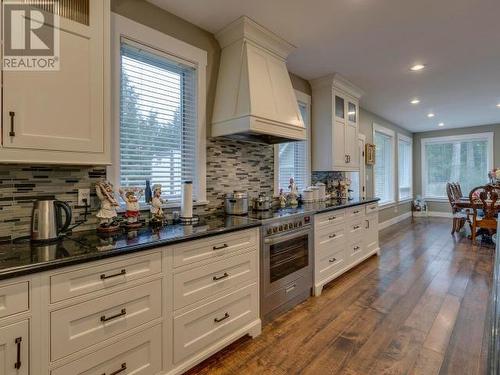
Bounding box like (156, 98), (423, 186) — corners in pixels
(314, 198), (380, 213)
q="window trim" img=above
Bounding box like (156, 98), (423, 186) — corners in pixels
(373, 123), (396, 207)
(110, 14), (208, 204)
(273, 90), (312, 196)
(397, 133), (413, 202)
(420, 132), (494, 200)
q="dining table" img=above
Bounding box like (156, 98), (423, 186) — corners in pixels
(454, 197), (500, 210)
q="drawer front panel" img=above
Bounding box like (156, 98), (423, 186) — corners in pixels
(51, 325), (162, 375)
(347, 220), (364, 240)
(173, 283), (258, 363)
(316, 224), (346, 252)
(0, 281), (29, 319)
(317, 246), (346, 282)
(365, 202), (378, 215)
(173, 229), (258, 268)
(348, 240), (364, 262)
(174, 251), (257, 310)
(347, 206), (364, 219)
(315, 210), (346, 230)
(50, 252), (162, 303)
(51, 280), (162, 361)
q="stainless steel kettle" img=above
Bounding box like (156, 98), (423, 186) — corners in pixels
(31, 199), (72, 242)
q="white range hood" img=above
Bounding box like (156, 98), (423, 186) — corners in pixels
(211, 16), (306, 144)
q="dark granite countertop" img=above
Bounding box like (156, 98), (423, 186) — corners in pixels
(0, 215), (261, 281)
(0, 197), (380, 281)
(488, 221), (500, 374)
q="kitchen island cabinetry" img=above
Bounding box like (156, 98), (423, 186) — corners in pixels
(313, 202), (379, 296)
(310, 74), (363, 172)
(0, 0), (110, 165)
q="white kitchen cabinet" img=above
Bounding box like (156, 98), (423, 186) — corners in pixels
(0, 320), (29, 375)
(311, 74), (363, 172)
(1, 0), (110, 165)
(314, 202), (379, 296)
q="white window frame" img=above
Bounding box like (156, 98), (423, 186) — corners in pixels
(373, 123), (396, 207)
(110, 14), (208, 206)
(421, 132), (494, 201)
(397, 133), (413, 202)
(273, 90), (312, 196)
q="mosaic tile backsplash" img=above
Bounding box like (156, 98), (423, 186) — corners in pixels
(0, 137), (275, 240)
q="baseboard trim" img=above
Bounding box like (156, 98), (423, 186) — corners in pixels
(379, 212), (412, 230)
(428, 211), (453, 218)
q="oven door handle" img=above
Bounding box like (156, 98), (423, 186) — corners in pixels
(264, 228), (311, 245)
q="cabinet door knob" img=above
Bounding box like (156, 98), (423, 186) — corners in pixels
(9, 111), (16, 137)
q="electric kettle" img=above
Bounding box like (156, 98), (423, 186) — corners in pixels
(31, 199), (72, 242)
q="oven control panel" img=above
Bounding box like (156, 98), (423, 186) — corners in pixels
(264, 215), (311, 236)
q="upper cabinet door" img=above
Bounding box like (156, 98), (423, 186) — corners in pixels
(348, 101), (357, 125)
(333, 120), (346, 167)
(2, 0), (106, 153)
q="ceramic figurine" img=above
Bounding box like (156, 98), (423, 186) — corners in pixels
(288, 177), (299, 207)
(95, 181), (120, 232)
(119, 187), (143, 228)
(150, 184), (166, 225)
(279, 189), (287, 208)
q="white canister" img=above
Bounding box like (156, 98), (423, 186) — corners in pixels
(310, 186), (319, 202)
(316, 182), (326, 201)
(302, 188), (314, 202)
(181, 181), (193, 219)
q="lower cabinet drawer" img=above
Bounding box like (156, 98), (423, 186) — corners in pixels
(173, 251), (258, 309)
(0, 281), (29, 319)
(315, 224), (345, 249)
(173, 283), (258, 363)
(51, 325), (162, 375)
(347, 220), (364, 240)
(365, 202), (378, 214)
(315, 210), (346, 230)
(50, 279), (162, 361)
(316, 246), (346, 282)
(348, 240), (364, 262)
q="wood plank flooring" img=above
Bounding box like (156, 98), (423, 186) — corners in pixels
(185, 218), (494, 375)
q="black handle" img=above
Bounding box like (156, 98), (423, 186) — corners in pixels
(214, 312), (230, 323)
(366, 220), (370, 229)
(14, 337), (22, 370)
(329, 258), (337, 263)
(9, 112), (15, 137)
(213, 272), (229, 281)
(101, 269), (126, 280)
(353, 210), (360, 214)
(345, 155), (348, 163)
(54, 200), (72, 234)
(354, 246), (360, 251)
(353, 225), (360, 230)
(329, 234), (336, 239)
(328, 216), (336, 221)
(101, 308), (126, 322)
(213, 244), (228, 250)
(105, 363), (127, 375)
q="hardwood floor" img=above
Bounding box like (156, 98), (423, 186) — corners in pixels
(185, 218), (494, 375)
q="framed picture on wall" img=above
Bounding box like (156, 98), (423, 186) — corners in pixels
(365, 143), (376, 165)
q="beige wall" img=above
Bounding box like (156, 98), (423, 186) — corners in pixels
(413, 123), (500, 213)
(359, 108), (413, 222)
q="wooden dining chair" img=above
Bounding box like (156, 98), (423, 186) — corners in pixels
(446, 182), (468, 235)
(468, 184), (500, 241)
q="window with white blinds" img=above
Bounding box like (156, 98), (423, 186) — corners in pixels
(276, 100), (310, 193)
(374, 125), (395, 205)
(119, 39), (198, 200)
(398, 134), (413, 201)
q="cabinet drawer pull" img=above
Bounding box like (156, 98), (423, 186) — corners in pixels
(9, 111), (16, 137)
(370, 206), (377, 210)
(329, 233), (337, 239)
(100, 308), (126, 322)
(285, 284), (296, 293)
(213, 244), (228, 250)
(328, 216), (337, 221)
(353, 210), (360, 214)
(213, 272), (229, 281)
(103, 363), (127, 375)
(353, 225), (360, 230)
(100, 269), (126, 280)
(366, 220), (370, 229)
(329, 258), (337, 263)
(353, 246), (360, 251)
(14, 337), (22, 370)
(214, 312), (230, 323)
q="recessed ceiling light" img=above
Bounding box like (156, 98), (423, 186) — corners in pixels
(438, 122), (444, 127)
(411, 98), (420, 105)
(427, 113), (435, 118)
(410, 64), (426, 71)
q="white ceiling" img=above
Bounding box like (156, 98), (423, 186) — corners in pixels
(148, 0), (500, 133)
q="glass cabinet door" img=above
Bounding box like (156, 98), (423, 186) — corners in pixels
(348, 101), (357, 123)
(335, 95), (345, 119)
